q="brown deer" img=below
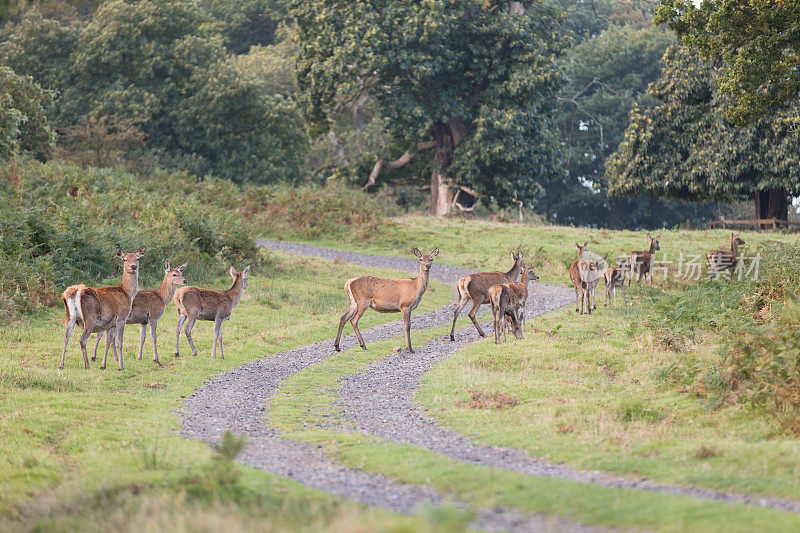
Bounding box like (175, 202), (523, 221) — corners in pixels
(488, 266), (539, 343)
(174, 265), (250, 359)
(60, 246), (146, 370)
(449, 251), (525, 341)
(568, 241), (588, 313)
(707, 233), (745, 277)
(604, 258), (629, 307)
(334, 247), (438, 353)
(628, 233), (661, 285)
(93, 260), (187, 366)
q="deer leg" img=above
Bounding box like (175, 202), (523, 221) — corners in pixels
(92, 333), (102, 361)
(212, 317), (222, 359)
(175, 313), (187, 357)
(137, 323), (146, 360)
(492, 306), (500, 344)
(467, 298), (486, 337)
(350, 303), (369, 350)
(184, 314), (198, 357)
(116, 323), (125, 370)
(150, 321), (161, 366)
(104, 330), (118, 370)
(77, 321), (93, 370)
(575, 285), (581, 312)
(218, 329), (224, 360)
(103, 329), (112, 363)
(402, 307), (413, 353)
(334, 303), (357, 352)
(60, 317), (77, 370)
(450, 292), (470, 341)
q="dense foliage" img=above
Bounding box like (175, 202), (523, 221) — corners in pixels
(0, 159), (269, 319)
(607, 46), (800, 218)
(292, 0), (566, 215)
(0, 3), (307, 184)
(0, 66), (55, 158)
(654, 0), (800, 125)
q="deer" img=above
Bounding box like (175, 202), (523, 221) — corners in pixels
(628, 233), (661, 285)
(60, 246), (146, 371)
(334, 247), (438, 353)
(449, 250), (525, 341)
(488, 266), (539, 343)
(707, 233), (745, 277)
(93, 260), (187, 366)
(568, 241), (602, 315)
(174, 265), (250, 359)
(604, 257), (629, 307)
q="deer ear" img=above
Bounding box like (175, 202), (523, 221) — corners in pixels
(229, 266), (237, 278)
(116, 247), (124, 258)
(137, 246), (146, 257)
(243, 265), (251, 275)
(518, 249), (523, 259)
(412, 247), (422, 258)
(178, 263), (187, 272)
(575, 242), (580, 249)
(430, 248), (439, 258)
(164, 259), (171, 271)
(583, 240), (588, 248)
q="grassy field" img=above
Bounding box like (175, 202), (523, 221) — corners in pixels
(0, 251), (451, 532)
(263, 215), (798, 284)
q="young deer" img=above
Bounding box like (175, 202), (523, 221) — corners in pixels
(60, 246), (146, 370)
(707, 233), (745, 277)
(604, 258), (629, 307)
(488, 266), (539, 343)
(568, 241), (588, 313)
(174, 265), (250, 359)
(628, 233), (661, 285)
(334, 247), (438, 353)
(578, 259), (602, 315)
(450, 251), (525, 341)
(93, 260), (187, 366)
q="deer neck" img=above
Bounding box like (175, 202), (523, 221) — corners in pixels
(156, 275), (176, 305)
(505, 260), (523, 282)
(121, 269), (139, 300)
(731, 240), (738, 255)
(415, 264), (430, 298)
(226, 277), (245, 306)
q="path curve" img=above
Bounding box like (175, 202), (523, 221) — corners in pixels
(181, 241), (800, 533)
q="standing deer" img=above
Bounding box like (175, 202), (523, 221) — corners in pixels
(568, 241), (588, 313)
(488, 266), (539, 343)
(707, 233), (745, 278)
(334, 247), (438, 353)
(174, 265), (250, 359)
(450, 251), (525, 341)
(628, 233), (661, 285)
(93, 260), (187, 366)
(604, 258), (629, 307)
(60, 246), (146, 370)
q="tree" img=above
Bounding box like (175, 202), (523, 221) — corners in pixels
(292, 0), (566, 216)
(0, 66), (56, 159)
(607, 46), (800, 220)
(654, 0), (800, 125)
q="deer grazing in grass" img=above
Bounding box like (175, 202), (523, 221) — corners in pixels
(334, 247), (438, 353)
(604, 258), (629, 307)
(628, 233), (661, 285)
(60, 246), (146, 370)
(450, 251), (525, 341)
(174, 265), (250, 359)
(707, 233), (745, 278)
(488, 266), (539, 343)
(93, 260), (187, 366)
(568, 241), (601, 315)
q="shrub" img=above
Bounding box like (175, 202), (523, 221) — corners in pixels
(0, 158), (269, 320)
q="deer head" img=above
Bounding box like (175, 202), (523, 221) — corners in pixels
(575, 240), (588, 259)
(646, 233), (661, 252)
(230, 265), (251, 289)
(413, 247), (439, 271)
(116, 246), (146, 274)
(164, 259), (188, 288)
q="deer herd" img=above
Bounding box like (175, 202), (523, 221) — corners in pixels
(59, 232), (746, 369)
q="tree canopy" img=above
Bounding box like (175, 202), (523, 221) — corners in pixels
(292, 0), (566, 215)
(607, 46), (800, 219)
(0, 66), (55, 159)
(654, 0), (800, 125)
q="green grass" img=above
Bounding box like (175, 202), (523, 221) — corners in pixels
(268, 322), (800, 532)
(261, 215), (799, 283)
(0, 251), (451, 531)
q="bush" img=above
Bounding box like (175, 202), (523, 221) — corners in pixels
(252, 182), (390, 241)
(0, 158), (269, 320)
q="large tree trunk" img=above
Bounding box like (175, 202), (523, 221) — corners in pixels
(430, 121), (456, 217)
(754, 187), (789, 220)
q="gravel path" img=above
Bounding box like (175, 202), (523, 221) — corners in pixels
(180, 240), (800, 532)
